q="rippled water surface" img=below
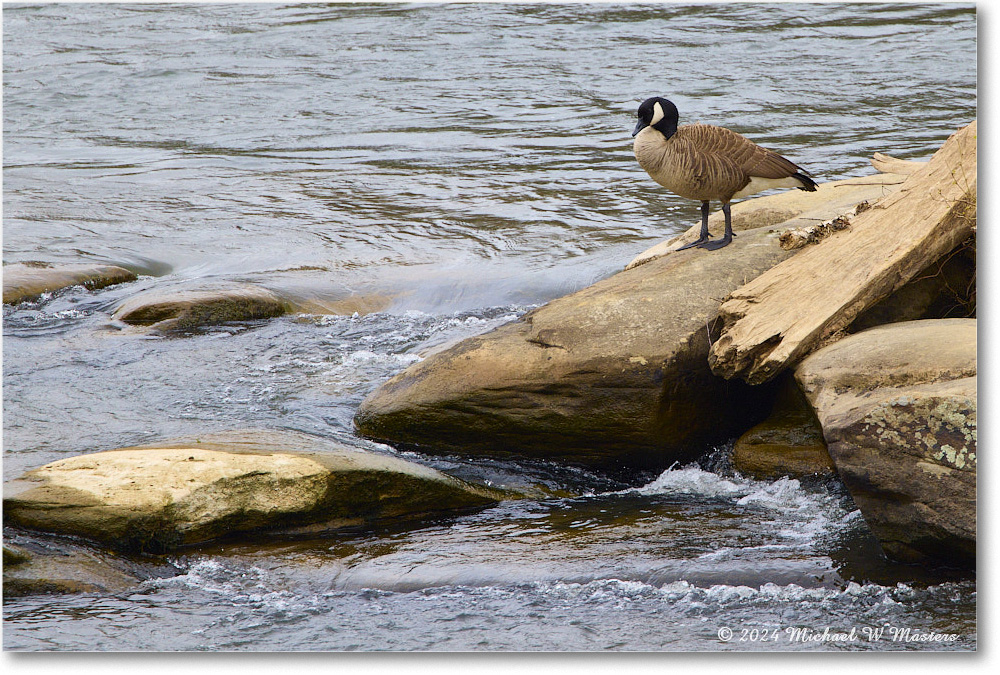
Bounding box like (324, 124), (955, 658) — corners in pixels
(3, 2), (976, 651)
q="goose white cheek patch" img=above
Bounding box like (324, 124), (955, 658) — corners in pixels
(650, 101), (665, 126)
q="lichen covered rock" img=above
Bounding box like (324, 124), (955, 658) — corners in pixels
(795, 319), (976, 567)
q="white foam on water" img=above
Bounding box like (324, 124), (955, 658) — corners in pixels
(320, 350), (423, 395)
(339, 349), (422, 368)
(148, 559), (267, 595)
(630, 464), (838, 518)
(53, 308), (86, 319)
(146, 559), (327, 619)
(150, 562), (969, 614)
(633, 463), (748, 499)
(630, 464), (859, 554)
(535, 577), (921, 609)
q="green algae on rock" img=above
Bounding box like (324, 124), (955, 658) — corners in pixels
(112, 284), (291, 332)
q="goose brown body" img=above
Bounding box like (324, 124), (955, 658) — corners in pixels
(632, 97), (816, 251)
(634, 123), (807, 203)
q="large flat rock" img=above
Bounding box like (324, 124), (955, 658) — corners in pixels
(3, 431), (500, 552)
(795, 319), (976, 567)
(356, 225), (798, 473)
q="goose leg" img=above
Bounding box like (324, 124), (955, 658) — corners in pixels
(698, 202), (733, 251)
(677, 201), (712, 250)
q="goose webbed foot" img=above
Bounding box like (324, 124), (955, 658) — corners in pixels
(687, 202), (734, 250)
(677, 236), (712, 251)
(695, 233), (733, 250)
(676, 200), (713, 251)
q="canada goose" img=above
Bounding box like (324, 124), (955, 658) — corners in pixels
(632, 97), (817, 251)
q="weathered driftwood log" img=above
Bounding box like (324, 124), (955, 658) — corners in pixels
(708, 120), (977, 385)
(626, 173), (906, 268)
(870, 152), (928, 175)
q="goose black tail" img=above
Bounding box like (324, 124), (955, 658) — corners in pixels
(793, 171), (818, 192)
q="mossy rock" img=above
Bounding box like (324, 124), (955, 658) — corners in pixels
(112, 284), (291, 332)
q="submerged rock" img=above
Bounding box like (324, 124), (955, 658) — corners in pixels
(3, 261), (137, 305)
(113, 284), (291, 332)
(287, 293), (395, 316)
(2, 534), (153, 597)
(3, 543), (32, 566)
(356, 225), (798, 473)
(731, 375), (834, 479)
(795, 319), (976, 567)
(111, 281), (397, 332)
(3, 431), (500, 552)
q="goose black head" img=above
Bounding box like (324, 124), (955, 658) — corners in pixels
(632, 97), (679, 139)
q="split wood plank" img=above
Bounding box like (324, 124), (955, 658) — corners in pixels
(708, 120), (977, 385)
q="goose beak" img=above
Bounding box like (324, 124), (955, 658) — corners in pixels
(632, 120), (647, 137)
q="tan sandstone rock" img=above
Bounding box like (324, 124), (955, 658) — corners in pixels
(356, 225), (798, 473)
(795, 319), (976, 567)
(356, 155), (967, 474)
(731, 376), (834, 479)
(3, 431), (500, 552)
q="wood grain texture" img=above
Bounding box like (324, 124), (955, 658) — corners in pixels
(708, 120), (977, 385)
(870, 152), (928, 175)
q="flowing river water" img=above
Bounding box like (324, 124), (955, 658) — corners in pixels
(2, 2), (977, 651)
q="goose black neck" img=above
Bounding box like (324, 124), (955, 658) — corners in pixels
(653, 116), (677, 140)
